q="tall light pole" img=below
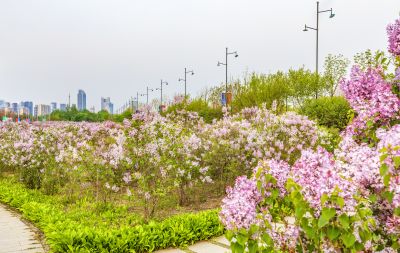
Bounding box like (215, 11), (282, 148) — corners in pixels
(218, 47), (238, 106)
(178, 68), (194, 99)
(145, 86), (154, 105)
(303, 1), (335, 98)
(156, 80), (168, 106)
(136, 92), (139, 111)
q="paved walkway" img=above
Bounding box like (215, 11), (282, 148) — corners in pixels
(0, 204), (45, 253)
(155, 236), (231, 253)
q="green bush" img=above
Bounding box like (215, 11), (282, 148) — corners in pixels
(165, 98), (223, 123)
(0, 178), (223, 252)
(300, 96), (351, 130)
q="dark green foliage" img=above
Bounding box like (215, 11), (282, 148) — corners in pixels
(300, 96), (351, 130)
(165, 98), (223, 123)
(0, 178), (224, 252)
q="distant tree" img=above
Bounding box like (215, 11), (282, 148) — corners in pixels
(287, 68), (323, 106)
(232, 72), (290, 112)
(323, 54), (350, 97)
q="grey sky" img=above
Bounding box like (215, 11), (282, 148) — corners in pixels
(0, 0), (399, 110)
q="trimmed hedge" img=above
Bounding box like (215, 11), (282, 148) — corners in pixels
(0, 178), (224, 252)
(300, 96), (351, 130)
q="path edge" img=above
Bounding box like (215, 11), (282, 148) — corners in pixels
(0, 202), (49, 252)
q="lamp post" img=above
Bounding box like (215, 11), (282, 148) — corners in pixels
(178, 68), (194, 99)
(136, 92), (139, 111)
(145, 86), (154, 105)
(218, 47), (238, 106)
(156, 80), (168, 109)
(303, 1), (335, 98)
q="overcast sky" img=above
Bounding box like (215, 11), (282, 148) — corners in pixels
(0, 0), (399, 110)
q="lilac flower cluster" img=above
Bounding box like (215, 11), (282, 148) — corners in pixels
(335, 135), (382, 192)
(341, 66), (400, 125)
(253, 159), (290, 197)
(219, 176), (261, 230)
(292, 147), (358, 214)
(387, 18), (400, 56)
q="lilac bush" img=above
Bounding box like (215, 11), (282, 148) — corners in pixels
(221, 18), (400, 252)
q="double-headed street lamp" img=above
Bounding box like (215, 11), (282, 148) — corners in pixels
(218, 47), (238, 106)
(303, 1), (335, 98)
(156, 80), (168, 107)
(143, 86), (154, 105)
(178, 68), (194, 99)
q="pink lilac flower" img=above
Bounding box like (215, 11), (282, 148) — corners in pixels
(268, 222), (300, 251)
(385, 215), (400, 236)
(341, 66), (400, 122)
(291, 147), (357, 214)
(335, 134), (382, 192)
(395, 67), (400, 81)
(377, 125), (400, 208)
(219, 176), (262, 230)
(387, 18), (400, 56)
(253, 159), (290, 196)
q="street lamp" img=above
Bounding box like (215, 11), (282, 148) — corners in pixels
(217, 47), (238, 106)
(303, 1), (335, 98)
(143, 86), (154, 105)
(178, 68), (194, 99)
(136, 92), (139, 111)
(156, 80), (168, 108)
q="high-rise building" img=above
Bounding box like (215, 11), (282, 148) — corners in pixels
(77, 90), (86, 111)
(34, 104), (51, 117)
(101, 97), (114, 114)
(11, 103), (18, 113)
(50, 102), (57, 112)
(109, 103), (114, 114)
(0, 100), (5, 108)
(89, 106), (96, 113)
(60, 104), (67, 111)
(18, 107), (30, 116)
(21, 101), (33, 115)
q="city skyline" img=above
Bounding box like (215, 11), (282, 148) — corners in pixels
(0, 89), (117, 115)
(0, 1), (399, 109)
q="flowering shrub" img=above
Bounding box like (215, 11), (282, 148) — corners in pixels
(221, 18), (400, 252)
(0, 95), (321, 221)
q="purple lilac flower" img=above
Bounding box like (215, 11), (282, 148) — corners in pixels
(291, 147), (357, 214)
(387, 18), (400, 56)
(219, 176), (262, 230)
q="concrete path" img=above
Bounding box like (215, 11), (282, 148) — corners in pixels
(155, 236), (231, 253)
(0, 204), (45, 253)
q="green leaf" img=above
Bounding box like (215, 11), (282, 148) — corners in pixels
(338, 214), (350, 229)
(318, 208), (336, 228)
(380, 164), (389, 176)
(247, 240), (258, 253)
(393, 156), (400, 168)
(326, 226), (340, 240)
(341, 233), (356, 248)
(383, 174), (391, 187)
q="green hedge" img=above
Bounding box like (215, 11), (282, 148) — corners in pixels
(300, 96), (351, 130)
(0, 178), (223, 252)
